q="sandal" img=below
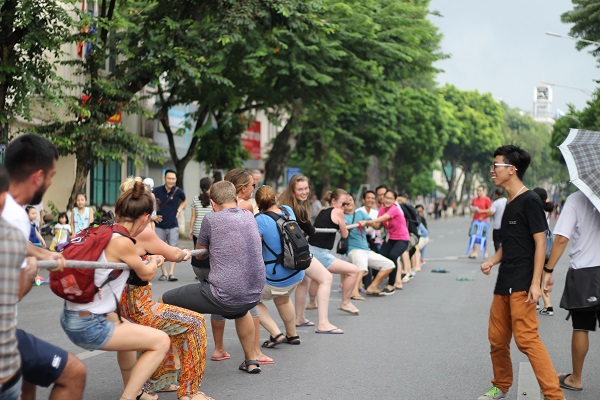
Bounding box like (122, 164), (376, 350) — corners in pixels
(158, 383), (179, 392)
(350, 295), (366, 301)
(135, 390), (157, 400)
(158, 275), (167, 281)
(262, 333), (285, 348)
(286, 335), (301, 345)
(168, 275), (178, 281)
(239, 359), (261, 374)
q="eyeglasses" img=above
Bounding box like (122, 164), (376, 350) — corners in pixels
(341, 202), (350, 206)
(490, 163), (516, 171)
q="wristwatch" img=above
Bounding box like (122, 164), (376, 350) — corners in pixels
(543, 266), (553, 273)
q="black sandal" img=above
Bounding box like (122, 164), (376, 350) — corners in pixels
(285, 335), (301, 345)
(261, 333), (285, 348)
(239, 360), (261, 374)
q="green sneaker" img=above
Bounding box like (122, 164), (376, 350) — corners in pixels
(478, 386), (507, 400)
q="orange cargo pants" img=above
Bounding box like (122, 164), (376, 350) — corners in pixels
(488, 292), (564, 400)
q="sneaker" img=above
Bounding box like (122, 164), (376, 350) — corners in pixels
(539, 307), (554, 316)
(478, 386), (507, 400)
(536, 300), (541, 310)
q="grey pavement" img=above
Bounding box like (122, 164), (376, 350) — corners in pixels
(20, 216), (600, 399)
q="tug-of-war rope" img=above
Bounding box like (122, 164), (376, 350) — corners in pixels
(37, 223), (361, 270)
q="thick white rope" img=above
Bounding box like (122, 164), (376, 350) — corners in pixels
(314, 223), (360, 233)
(38, 248), (209, 270)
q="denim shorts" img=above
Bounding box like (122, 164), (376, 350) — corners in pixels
(60, 309), (115, 351)
(309, 245), (335, 269)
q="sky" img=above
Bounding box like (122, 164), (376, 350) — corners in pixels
(429, 0), (599, 116)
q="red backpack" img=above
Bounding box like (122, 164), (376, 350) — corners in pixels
(49, 222), (135, 303)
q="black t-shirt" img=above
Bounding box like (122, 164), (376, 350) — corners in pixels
(494, 190), (548, 295)
(308, 208), (338, 250)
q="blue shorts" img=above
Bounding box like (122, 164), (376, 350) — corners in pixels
(156, 227), (179, 247)
(309, 245), (335, 269)
(60, 309), (115, 351)
(16, 330), (68, 387)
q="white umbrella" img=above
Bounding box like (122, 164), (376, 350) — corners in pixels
(558, 128), (600, 210)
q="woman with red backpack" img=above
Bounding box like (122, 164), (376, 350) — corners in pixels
(60, 181), (170, 400)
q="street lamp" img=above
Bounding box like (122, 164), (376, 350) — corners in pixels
(546, 32), (600, 46)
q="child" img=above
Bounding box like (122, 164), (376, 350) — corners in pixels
(70, 193), (94, 235)
(26, 206), (47, 285)
(49, 212), (71, 251)
(26, 206), (46, 248)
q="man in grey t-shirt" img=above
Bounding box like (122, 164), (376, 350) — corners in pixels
(161, 181), (266, 373)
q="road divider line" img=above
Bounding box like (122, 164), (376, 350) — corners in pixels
(517, 362), (541, 400)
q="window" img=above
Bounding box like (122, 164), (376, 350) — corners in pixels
(91, 159), (122, 206)
(126, 157), (135, 177)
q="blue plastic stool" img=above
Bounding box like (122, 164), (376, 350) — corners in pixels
(466, 220), (489, 259)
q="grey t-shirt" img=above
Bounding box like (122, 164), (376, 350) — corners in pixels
(198, 207), (266, 306)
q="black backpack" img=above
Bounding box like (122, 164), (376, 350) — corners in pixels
(400, 203), (421, 237)
(260, 208), (312, 282)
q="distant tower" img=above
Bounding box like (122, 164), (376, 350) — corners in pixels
(533, 84), (554, 126)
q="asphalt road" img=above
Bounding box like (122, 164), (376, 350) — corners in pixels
(21, 215), (599, 399)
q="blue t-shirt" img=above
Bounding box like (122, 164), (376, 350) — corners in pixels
(255, 205), (306, 287)
(344, 209), (371, 252)
(153, 185), (186, 229)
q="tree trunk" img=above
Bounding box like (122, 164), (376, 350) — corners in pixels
(441, 159), (457, 202)
(264, 115), (296, 188)
(366, 156), (380, 189)
(68, 151), (93, 210)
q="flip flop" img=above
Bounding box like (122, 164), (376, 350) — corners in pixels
(295, 321), (315, 327)
(315, 328), (344, 334)
(558, 373), (583, 391)
(257, 356), (274, 365)
(350, 295), (366, 301)
(338, 307), (359, 315)
(305, 305), (317, 310)
(210, 352), (231, 361)
(366, 291), (385, 296)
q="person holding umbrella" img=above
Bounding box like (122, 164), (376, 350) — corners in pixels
(478, 144), (564, 400)
(542, 128), (600, 392)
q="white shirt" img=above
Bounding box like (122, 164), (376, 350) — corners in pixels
(2, 194), (30, 240)
(553, 191), (600, 270)
(490, 197), (507, 230)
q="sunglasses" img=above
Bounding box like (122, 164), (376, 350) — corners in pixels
(341, 202), (351, 206)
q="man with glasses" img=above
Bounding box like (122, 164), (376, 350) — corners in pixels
(478, 145), (564, 400)
(469, 186), (492, 259)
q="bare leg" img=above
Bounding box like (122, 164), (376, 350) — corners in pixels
(401, 252), (411, 282)
(49, 353), (86, 400)
(21, 382), (35, 400)
(412, 247), (421, 272)
(273, 296), (297, 338)
(366, 268), (393, 293)
(304, 259), (339, 332)
(102, 319), (170, 399)
(328, 258), (360, 311)
(307, 279), (318, 308)
(540, 271), (552, 308)
(168, 261), (176, 277)
(210, 319), (228, 360)
(258, 302), (280, 337)
(234, 312), (258, 371)
(117, 350), (137, 387)
(294, 277), (311, 325)
(253, 315), (272, 363)
(564, 330), (589, 389)
(352, 270), (367, 297)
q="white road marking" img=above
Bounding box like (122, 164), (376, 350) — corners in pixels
(77, 350), (105, 360)
(517, 362), (541, 400)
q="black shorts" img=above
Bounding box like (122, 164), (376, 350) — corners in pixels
(16, 329), (68, 387)
(571, 308), (600, 331)
(162, 281), (257, 320)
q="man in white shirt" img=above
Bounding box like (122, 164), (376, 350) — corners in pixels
(2, 134), (86, 400)
(544, 190), (600, 392)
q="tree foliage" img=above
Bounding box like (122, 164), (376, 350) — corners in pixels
(561, 0), (600, 62)
(0, 0), (74, 145)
